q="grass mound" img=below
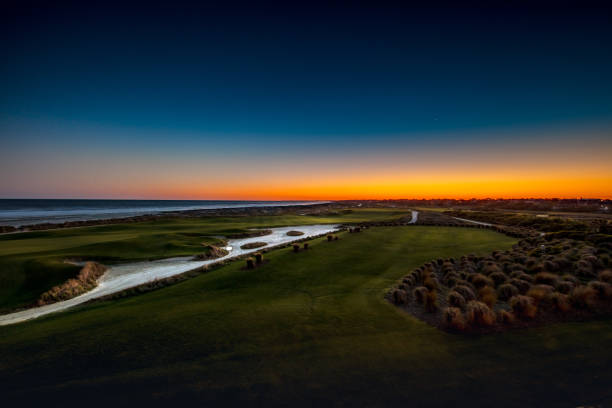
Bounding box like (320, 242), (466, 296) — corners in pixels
(240, 242), (268, 250)
(38, 262), (106, 305)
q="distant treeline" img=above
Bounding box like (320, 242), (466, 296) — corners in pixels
(338, 198), (611, 213)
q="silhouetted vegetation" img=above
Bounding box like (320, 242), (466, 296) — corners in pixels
(389, 212), (612, 333)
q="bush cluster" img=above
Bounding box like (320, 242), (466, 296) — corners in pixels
(390, 233), (612, 333)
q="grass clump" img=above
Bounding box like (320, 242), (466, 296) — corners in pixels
(447, 291), (466, 309)
(555, 280), (575, 294)
(527, 285), (554, 305)
(470, 273), (493, 289)
(598, 269), (612, 283)
(466, 301), (495, 327)
(424, 290), (438, 312)
(497, 283), (519, 301)
(510, 295), (537, 319)
(489, 271), (508, 287)
(452, 284), (476, 301)
(509, 278), (531, 294)
(423, 275), (439, 291)
(550, 292), (571, 313)
(570, 285), (598, 310)
(497, 309), (515, 324)
(478, 286), (497, 308)
(392, 289), (408, 305)
(286, 230), (304, 236)
(534, 272), (559, 286)
(588, 281), (612, 300)
(413, 286), (428, 304)
(442, 307), (466, 331)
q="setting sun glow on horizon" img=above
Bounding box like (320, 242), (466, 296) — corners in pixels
(1, 3), (612, 201)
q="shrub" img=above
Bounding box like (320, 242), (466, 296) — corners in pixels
(255, 253), (264, 264)
(542, 260), (557, 272)
(479, 286), (497, 308)
(497, 283), (519, 301)
(516, 273), (534, 283)
(447, 291), (466, 309)
(392, 289), (408, 305)
(453, 285), (476, 301)
(246, 258), (255, 269)
(550, 292), (571, 313)
(561, 274), (579, 284)
(497, 310), (515, 324)
(327, 235), (333, 242)
(509, 278), (531, 294)
(442, 307), (466, 331)
(293, 244), (300, 253)
(598, 270), (612, 283)
(570, 285), (598, 310)
(403, 275), (416, 287)
(443, 272), (461, 287)
(423, 275), (439, 291)
(489, 272), (508, 287)
(413, 286), (428, 304)
(482, 263), (502, 275)
(510, 295), (537, 319)
(470, 273), (493, 289)
(409, 271), (422, 285)
(466, 301), (496, 327)
(424, 290), (438, 312)
(534, 272), (559, 286)
(527, 284), (555, 306)
(575, 260), (594, 277)
(556, 280), (574, 294)
(588, 281), (612, 300)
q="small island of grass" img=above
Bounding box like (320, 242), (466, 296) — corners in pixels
(286, 230), (304, 236)
(240, 241), (268, 250)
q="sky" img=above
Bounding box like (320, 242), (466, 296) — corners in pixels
(1, 1), (611, 200)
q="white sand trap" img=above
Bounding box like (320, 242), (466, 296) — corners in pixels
(0, 224), (339, 326)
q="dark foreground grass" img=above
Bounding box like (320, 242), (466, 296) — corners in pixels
(0, 209), (408, 311)
(1, 226), (611, 407)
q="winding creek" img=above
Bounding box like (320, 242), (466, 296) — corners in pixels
(0, 224), (340, 326)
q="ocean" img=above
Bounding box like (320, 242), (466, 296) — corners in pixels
(0, 199), (328, 227)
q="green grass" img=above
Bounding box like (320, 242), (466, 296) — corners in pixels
(0, 209), (411, 311)
(1, 225), (610, 406)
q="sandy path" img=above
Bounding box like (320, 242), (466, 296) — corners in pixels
(409, 210), (418, 224)
(451, 216), (492, 226)
(0, 224), (339, 326)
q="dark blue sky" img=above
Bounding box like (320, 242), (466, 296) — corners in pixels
(1, 2), (611, 199)
(2, 2), (611, 138)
